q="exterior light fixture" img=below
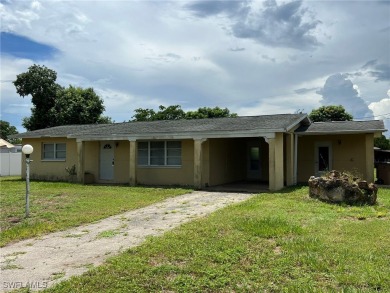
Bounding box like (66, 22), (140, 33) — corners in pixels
(22, 144), (34, 218)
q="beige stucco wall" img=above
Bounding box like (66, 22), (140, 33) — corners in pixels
(84, 141), (99, 181)
(114, 140), (130, 183)
(21, 137), (78, 181)
(297, 134), (374, 182)
(136, 139), (194, 186)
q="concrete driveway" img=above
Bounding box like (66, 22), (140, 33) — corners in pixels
(0, 191), (254, 292)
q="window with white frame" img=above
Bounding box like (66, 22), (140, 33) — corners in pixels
(42, 143), (66, 160)
(138, 141), (181, 166)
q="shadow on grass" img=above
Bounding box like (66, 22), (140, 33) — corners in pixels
(0, 177), (24, 182)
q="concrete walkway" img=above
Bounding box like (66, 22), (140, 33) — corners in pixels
(0, 191), (254, 292)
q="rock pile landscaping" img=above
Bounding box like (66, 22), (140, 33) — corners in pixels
(308, 170), (377, 205)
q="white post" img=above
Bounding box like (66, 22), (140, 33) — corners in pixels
(25, 155), (30, 218)
(22, 144), (34, 218)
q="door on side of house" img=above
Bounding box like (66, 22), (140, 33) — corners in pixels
(247, 143), (261, 180)
(315, 142), (332, 176)
(100, 141), (115, 180)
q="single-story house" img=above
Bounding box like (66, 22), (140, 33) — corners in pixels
(13, 114), (386, 191)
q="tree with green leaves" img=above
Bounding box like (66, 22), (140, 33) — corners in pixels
(0, 120), (21, 144)
(185, 107), (237, 119)
(132, 105), (237, 121)
(14, 64), (111, 131)
(55, 86), (111, 125)
(374, 135), (390, 150)
(309, 105), (353, 122)
(14, 64), (62, 130)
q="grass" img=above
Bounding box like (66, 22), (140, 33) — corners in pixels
(46, 186), (390, 292)
(0, 177), (191, 247)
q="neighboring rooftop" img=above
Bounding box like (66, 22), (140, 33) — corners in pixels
(12, 114), (308, 139)
(295, 120), (386, 135)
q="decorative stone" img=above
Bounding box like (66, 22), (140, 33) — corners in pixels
(308, 170), (377, 205)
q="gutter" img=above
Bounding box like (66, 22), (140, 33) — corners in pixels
(295, 129), (387, 136)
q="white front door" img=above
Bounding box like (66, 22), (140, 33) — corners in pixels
(100, 142), (114, 180)
(315, 142), (332, 176)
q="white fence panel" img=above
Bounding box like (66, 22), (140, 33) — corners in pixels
(0, 153), (22, 176)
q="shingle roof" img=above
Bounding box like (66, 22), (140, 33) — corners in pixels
(13, 115), (386, 140)
(13, 114), (308, 139)
(295, 120), (386, 135)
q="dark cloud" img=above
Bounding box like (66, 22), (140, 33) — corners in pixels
(187, 0), (321, 50)
(317, 73), (374, 120)
(229, 47), (245, 52)
(379, 26), (390, 33)
(294, 87), (318, 94)
(261, 54), (276, 62)
(362, 59), (390, 82)
(164, 53), (181, 60)
(232, 0), (321, 50)
(186, 0), (247, 17)
(369, 63), (390, 81)
(362, 59), (377, 69)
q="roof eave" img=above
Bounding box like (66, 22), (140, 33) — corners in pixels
(69, 128), (289, 141)
(296, 129), (386, 136)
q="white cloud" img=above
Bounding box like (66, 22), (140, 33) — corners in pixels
(369, 95), (390, 137)
(317, 73), (374, 120)
(31, 1), (41, 11)
(0, 0), (389, 133)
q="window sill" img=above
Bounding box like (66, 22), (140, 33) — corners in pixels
(137, 165), (182, 169)
(41, 159), (66, 162)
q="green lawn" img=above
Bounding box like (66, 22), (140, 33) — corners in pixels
(0, 177), (191, 247)
(47, 186), (390, 292)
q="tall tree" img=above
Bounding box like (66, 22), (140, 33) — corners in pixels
(14, 64), (63, 130)
(309, 105), (353, 122)
(13, 64), (111, 130)
(0, 120), (20, 144)
(132, 105), (237, 121)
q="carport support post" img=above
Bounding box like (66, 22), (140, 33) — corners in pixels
(285, 133), (294, 186)
(194, 138), (206, 189)
(267, 133), (284, 191)
(365, 134), (374, 183)
(76, 140), (84, 183)
(129, 139), (136, 186)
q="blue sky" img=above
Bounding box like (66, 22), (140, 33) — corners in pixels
(1, 0), (389, 135)
(1, 32), (58, 60)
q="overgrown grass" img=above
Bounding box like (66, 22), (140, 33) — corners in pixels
(47, 186), (390, 292)
(0, 177), (191, 246)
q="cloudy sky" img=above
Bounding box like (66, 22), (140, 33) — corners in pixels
(1, 0), (389, 135)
